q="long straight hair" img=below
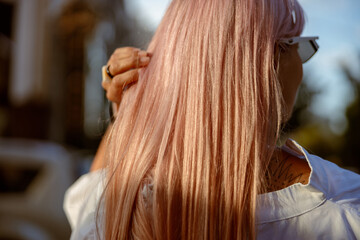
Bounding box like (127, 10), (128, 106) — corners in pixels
(102, 0), (304, 239)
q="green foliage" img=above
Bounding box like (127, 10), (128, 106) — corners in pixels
(283, 55), (360, 173)
(339, 57), (360, 172)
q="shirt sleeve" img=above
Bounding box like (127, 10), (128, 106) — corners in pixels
(63, 170), (106, 239)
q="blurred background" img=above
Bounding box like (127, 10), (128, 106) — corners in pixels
(0, 0), (359, 239)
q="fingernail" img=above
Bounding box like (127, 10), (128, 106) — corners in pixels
(140, 56), (150, 63)
(138, 51), (147, 57)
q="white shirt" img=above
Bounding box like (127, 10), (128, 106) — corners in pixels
(64, 140), (360, 239)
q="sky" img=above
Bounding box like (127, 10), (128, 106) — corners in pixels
(299, 0), (360, 133)
(124, 0), (360, 133)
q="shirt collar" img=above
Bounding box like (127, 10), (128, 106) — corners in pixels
(256, 139), (327, 224)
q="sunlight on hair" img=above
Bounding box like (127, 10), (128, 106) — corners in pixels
(102, 0), (305, 239)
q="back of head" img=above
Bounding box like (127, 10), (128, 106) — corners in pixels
(103, 0), (304, 239)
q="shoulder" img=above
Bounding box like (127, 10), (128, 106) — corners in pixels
(293, 141), (360, 236)
(302, 149), (360, 203)
(285, 139), (360, 204)
(257, 140), (360, 239)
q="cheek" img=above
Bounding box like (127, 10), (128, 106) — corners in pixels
(291, 56), (303, 106)
(294, 56), (303, 88)
(279, 63), (302, 103)
(278, 49), (303, 119)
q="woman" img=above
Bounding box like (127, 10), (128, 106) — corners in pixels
(64, 0), (360, 239)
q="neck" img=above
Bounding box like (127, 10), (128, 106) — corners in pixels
(263, 146), (310, 193)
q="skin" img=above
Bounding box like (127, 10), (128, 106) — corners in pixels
(278, 44), (303, 121)
(267, 43), (310, 191)
(266, 147), (310, 192)
(92, 44), (311, 192)
(102, 47), (151, 104)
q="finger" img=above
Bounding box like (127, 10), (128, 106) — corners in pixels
(138, 51), (148, 57)
(108, 47), (151, 65)
(113, 68), (140, 89)
(105, 80), (122, 103)
(106, 88), (122, 104)
(107, 47), (138, 68)
(107, 47), (153, 67)
(108, 49), (140, 65)
(101, 65), (112, 89)
(137, 51), (153, 59)
(106, 69), (140, 103)
(110, 50), (150, 65)
(109, 55), (150, 76)
(101, 76), (111, 92)
(112, 47), (140, 59)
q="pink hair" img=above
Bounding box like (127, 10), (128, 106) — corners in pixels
(102, 0), (304, 239)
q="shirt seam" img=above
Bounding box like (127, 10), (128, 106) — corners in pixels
(257, 193), (360, 225)
(256, 197), (327, 225)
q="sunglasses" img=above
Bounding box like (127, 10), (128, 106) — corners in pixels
(279, 36), (319, 63)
